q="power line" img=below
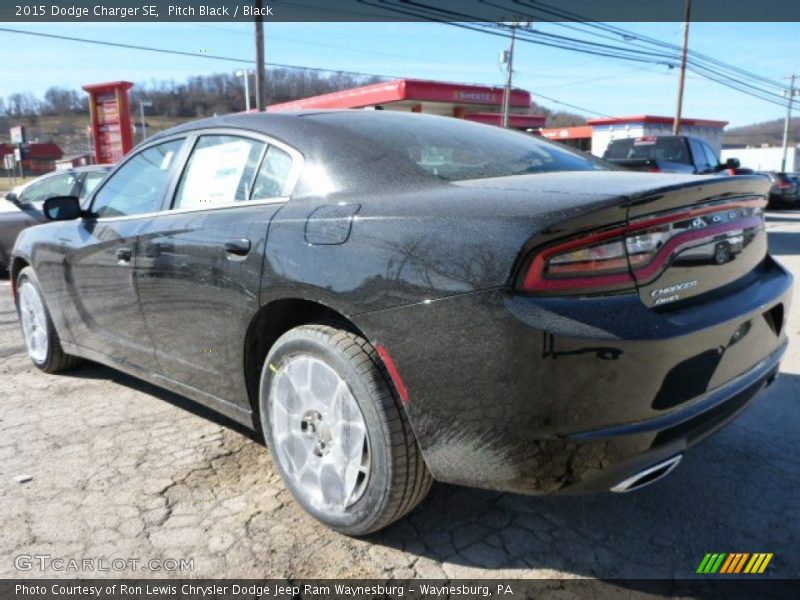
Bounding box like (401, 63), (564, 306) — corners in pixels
(0, 23), (608, 121)
(0, 26), (393, 80)
(508, 0), (786, 90)
(367, 0), (788, 112)
(186, 23), (466, 67)
(531, 92), (612, 118)
(529, 63), (663, 90)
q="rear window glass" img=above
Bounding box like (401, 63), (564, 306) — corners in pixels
(312, 113), (605, 181)
(604, 138), (689, 163)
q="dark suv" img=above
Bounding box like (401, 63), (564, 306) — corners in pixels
(759, 172), (799, 209)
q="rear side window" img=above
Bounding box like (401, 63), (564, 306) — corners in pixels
(79, 171), (107, 200)
(92, 139), (183, 218)
(174, 135), (266, 209)
(252, 146), (293, 198)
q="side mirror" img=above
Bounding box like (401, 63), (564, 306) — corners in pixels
(5, 192), (20, 205)
(724, 157), (740, 169)
(43, 196), (83, 221)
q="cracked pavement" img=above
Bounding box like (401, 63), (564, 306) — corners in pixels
(0, 212), (798, 580)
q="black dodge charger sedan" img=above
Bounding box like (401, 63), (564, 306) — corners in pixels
(10, 111), (792, 535)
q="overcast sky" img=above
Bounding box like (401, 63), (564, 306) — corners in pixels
(2, 21), (798, 127)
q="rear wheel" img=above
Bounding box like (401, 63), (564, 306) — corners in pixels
(713, 241), (731, 265)
(16, 267), (80, 373)
(259, 323), (432, 535)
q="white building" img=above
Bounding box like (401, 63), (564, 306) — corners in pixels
(720, 146), (799, 173)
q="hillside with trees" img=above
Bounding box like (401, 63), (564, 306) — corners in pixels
(0, 70), (587, 155)
(723, 117), (799, 147)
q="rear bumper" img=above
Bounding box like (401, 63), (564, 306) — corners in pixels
(357, 257), (792, 495)
(561, 339), (784, 494)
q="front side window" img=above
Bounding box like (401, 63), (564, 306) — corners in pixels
(174, 135), (265, 209)
(92, 139), (183, 218)
(20, 173), (77, 205)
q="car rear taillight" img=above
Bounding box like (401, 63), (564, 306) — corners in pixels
(519, 198), (766, 295)
(777, 180), (791, 189)
(647, 166), (661, 173)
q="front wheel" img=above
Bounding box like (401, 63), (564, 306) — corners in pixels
(16, 267), (80, 373)
(259, 323), (432, 535)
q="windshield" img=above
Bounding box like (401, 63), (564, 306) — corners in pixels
(311, 112), (607, 182)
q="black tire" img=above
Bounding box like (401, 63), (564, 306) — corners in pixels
(259, 323), (432, 535)
(15, 267), (81, 373)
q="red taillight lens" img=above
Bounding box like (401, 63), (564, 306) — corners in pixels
(777, 181), (791, 189)
(520, 225), (636, 293)
(647, 166), (661, 173)
(519, 199), (766, 295)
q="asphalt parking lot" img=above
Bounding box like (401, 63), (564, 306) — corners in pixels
(1, 212), (798, 581)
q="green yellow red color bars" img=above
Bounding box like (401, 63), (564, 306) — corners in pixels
(696, 553), (773, 574)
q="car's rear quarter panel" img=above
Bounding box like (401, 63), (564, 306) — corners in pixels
(354, 258), (790, 493)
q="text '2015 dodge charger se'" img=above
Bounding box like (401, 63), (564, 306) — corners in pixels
(10, 111), (792, 535)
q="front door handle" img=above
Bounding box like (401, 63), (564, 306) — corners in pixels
(116, 247), (132, 265)
(144, 241), (174, 257)
(224, 238), (251, 257)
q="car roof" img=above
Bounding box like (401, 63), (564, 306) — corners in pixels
(68, 165), (113, 173)
(145, 109), (464, 150)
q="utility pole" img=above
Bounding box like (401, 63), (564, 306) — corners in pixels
(501, 22), (518, 129)
(673, 0), (691, 135)
(138, 99), (152, 141)
(781, 74), (798, 172)
(236, 70), (251, 112)
(254, 0), (266, 111)
(501, 21), (530, 128)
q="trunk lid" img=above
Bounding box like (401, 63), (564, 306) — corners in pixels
(459, 172), (770, 303)
(624, 174), (770, 308)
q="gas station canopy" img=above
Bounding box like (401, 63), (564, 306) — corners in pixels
(268, 78), (546, 130)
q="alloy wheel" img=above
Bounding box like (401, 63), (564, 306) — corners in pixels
(268, 355), (371, 514)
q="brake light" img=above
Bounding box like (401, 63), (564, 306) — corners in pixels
(519, 198), (765, 294)
(647, 166), (661, 173)
(777, 181), (791, 189)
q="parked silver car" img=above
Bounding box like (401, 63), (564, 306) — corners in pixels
(0, 166), (110, 273)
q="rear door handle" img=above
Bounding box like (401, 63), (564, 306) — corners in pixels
(224, 238), (251, 257)
(116, 247), (132, 264)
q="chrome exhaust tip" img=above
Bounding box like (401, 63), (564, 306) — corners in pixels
(610, 455), (683, 493)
